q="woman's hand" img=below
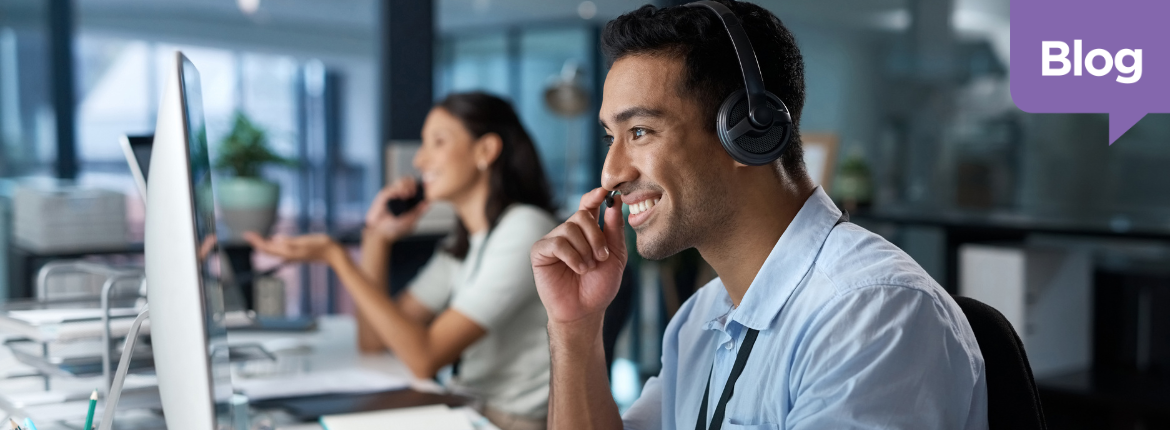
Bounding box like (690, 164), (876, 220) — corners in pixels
(530, 188), (628, 325)
(243, 232), (343, 264)
(365, 177), (431, 243)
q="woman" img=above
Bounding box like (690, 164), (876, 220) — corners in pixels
(245, 92), (558, 429)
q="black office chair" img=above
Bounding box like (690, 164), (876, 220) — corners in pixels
(602, 267), (636, 369)
(953, 295), (1048, 430)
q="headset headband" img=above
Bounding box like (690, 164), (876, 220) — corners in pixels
(686, 1), (774, 128)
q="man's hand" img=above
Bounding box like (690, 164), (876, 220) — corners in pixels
(531, 188), (628, 324)
(365, 177), (430, 243)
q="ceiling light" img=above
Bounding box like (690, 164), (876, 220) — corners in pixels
(578, 1), (597, 20)
(473, 0), (491, 13)
(238, 0), (260, 16)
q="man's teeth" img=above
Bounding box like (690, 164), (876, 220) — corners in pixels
(628, 198), (660, 215)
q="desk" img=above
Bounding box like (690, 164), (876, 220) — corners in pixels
(0, 315), (492, 429)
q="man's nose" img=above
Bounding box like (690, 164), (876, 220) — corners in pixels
(601, 141), (636, 193)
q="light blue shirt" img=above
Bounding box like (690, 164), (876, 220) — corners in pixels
(622, 188), (988, 430)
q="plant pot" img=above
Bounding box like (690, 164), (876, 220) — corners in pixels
(835, 172), (872, 212)
(217, 177), (279, 242)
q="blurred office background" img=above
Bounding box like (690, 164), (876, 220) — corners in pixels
(1, 0), (1168, 428)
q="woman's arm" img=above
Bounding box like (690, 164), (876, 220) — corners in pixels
(244, 232), (485, 378)
(356, 230), (441, 353)
(357, 229), (391, 352)
(326, 243), (486, 378)
(356, 177), (436, 351)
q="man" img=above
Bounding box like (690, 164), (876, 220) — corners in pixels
(529, 1), (988, 429)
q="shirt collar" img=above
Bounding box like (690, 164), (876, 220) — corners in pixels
(701, 280), (735, 332)
(716, 187), (842, 331)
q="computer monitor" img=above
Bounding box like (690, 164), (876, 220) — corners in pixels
(119, 134), (153, 202)
(144, 52), (233, 429)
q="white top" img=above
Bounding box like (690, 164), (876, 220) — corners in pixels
(408, 204), (558, 419)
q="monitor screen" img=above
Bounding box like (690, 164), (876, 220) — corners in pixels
(179, 56), (234, 419)
(121, 135), (153, 201)
(129, 136), (153, 182)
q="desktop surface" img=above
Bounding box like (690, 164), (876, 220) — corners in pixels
(252, 389), (471, 422)
(0, 315), (477, 429)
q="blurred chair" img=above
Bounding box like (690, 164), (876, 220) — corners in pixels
(602, 267), (635, 370)
(954, 295), (1047, 430)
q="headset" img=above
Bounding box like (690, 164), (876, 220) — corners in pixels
(686, 0), (793, 166)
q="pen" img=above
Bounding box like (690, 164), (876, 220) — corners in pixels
(22, 418), (37, 430)
(84, 389), (97, 430)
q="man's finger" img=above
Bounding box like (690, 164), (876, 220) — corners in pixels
(577, 187), (609, 212)
(532, 236), (589, 274)
(568, 209), (610, 262)
(559, 223), (597, 269)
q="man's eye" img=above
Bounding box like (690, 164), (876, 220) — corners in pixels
(602, 135), (615, 146)
(632, 128), (648, 139)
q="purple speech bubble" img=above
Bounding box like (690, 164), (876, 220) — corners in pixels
(1010, 0), (1168, 145)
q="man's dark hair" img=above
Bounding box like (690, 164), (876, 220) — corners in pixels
(601, 0), (806, 178)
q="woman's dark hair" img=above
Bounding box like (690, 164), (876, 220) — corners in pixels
(600, 0), (806, 178)
(436, 92), (556, 259)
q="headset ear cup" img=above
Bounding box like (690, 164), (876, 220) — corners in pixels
(715, 89), (793, 166)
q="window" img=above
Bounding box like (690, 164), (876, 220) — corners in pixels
(437, 26), (599, 216)
(67, 31), (378, 316)
(0, 0), (54, 179)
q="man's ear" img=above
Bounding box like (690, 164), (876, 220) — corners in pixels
(475, 132), (504, 169)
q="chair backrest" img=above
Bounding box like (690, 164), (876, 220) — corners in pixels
(953, 295), (1047, 430)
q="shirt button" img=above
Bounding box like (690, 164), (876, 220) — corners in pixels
(723, 341), (734, 350)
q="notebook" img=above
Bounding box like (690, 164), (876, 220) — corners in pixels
(234, 368), (409, 401)
(7, 308), (141, 325)
(319, 404), (473, 430)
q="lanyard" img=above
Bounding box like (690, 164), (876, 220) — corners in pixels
(695, 328), (760, 430)
(695, 210), (849, 430)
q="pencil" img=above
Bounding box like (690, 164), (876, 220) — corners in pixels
(83, 389), (97, 430)
(23, 418), (37, 430)
(8, 418), (21, 430)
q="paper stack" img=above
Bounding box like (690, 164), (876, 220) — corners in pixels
(234, 368), (409, 401)
(13, 182), (127, 252)
(320, 405), (474, 430)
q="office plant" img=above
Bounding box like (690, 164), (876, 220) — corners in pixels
(213, 112), (295, 241)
